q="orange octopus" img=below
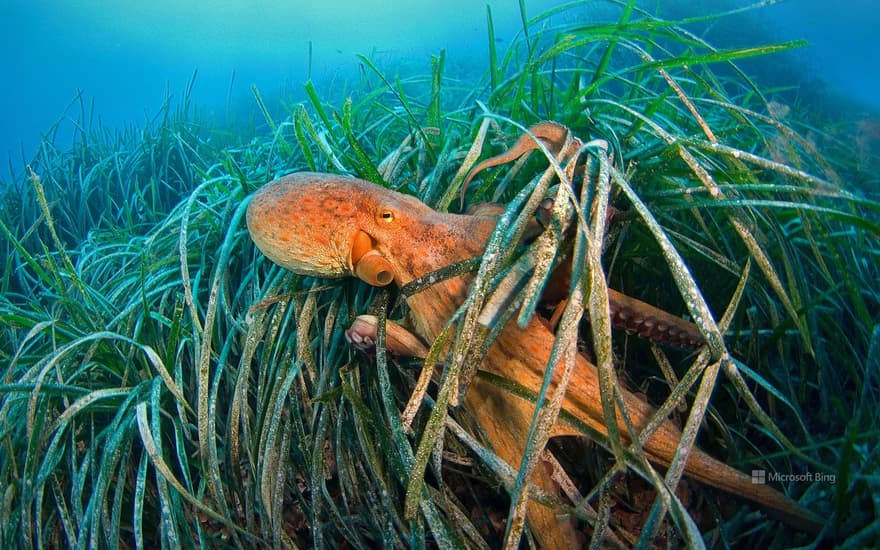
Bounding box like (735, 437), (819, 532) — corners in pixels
(246, 125), (821, 547)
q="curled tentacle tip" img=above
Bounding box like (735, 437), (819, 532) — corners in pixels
(459, 170), (479, 209)
(345, 315), (429, 358)
(345, 318), (376, 350)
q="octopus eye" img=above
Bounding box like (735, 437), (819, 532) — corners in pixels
(379, 210), (395, 222)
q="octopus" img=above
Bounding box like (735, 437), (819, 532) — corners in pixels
(246, 128), (822, 547)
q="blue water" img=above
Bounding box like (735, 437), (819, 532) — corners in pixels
(2, 0), (879, 176)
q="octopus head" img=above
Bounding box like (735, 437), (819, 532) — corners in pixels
(247, 172), (416, 286)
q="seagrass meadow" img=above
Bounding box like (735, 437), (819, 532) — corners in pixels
(1, 2), (878, 548)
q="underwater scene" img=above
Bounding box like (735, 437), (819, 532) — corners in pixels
(1, 0), (878, 547)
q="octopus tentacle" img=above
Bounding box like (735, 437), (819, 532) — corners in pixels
(460, 121), (577, 207)
(608, 289), (705, 349)
(345, 314), (429, 358)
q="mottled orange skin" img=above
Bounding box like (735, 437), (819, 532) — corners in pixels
(248, 173), (490, 339)
(247, 172), (821, 547)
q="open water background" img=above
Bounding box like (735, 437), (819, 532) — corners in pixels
(2, 0), (878, 179)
